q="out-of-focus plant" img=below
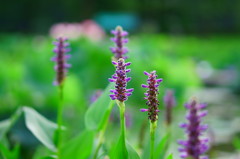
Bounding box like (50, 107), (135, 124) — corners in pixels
(178, 98), (209, 159)
(51, 37), (72, 158)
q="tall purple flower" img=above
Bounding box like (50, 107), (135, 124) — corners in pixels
(140, 71), (163, 122)
(110, 26), (129, 60)
(178, 98), (209, 159)
(51, 37), (71, 86)
(109, 58), (133, 102)
(164, 90), (176, 125)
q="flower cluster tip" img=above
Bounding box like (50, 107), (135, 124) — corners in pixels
(52, 37), (71, 86)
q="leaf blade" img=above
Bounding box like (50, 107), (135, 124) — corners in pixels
(61, 130), (95, 159)
(23, 107), (57, 152)
(85, 83), (114, 130)
(127, 142), (140, 159)
(154, 133), (170, 159)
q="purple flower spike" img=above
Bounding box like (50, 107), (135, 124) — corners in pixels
(140, 71), (163, 122)
(164, 90), (176, 125)
(110, 26), (129, 60)
(109, 58), (133, 102)
(52, 37), (71, 86)
(178, 98), (209, 159)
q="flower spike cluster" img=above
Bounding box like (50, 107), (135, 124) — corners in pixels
(140, 71), (163, 122)
(110, 26), (129, 60)
(51, 37), (71, 86)
(109, 58), (133, 102)
(178, 99), (209, 159)
(164, 90), (176, 125)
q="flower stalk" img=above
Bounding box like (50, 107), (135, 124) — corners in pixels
(150, 121), (157, 159)
(178, 98), (209, 159)
(140, 71), (163, 159)
(108, 57), (133, 158)
(94, 26), (131, 158)
(117, 100), (127, 150)
(164, 90), (176, 127)
(52, 37), (71, 158)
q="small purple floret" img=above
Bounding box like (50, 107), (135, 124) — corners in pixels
(52, 37), (71, 86)
(178, 98), (209, 159)
(140, 71), (163, 122)
(109, 58), (133, 102)
(140, 109), (148, 112)
(110, 26), (129, 60)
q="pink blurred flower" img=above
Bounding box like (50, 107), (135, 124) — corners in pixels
(49, 20), (105, 41)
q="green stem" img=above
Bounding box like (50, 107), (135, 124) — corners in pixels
(117, 101), (126, 147)
(93, 130), (104, 159)
(150, 121), (157, 159)
(93, 101), (115, 159)
(166, 123), (172, 148)
(57, 84), (64, 159)
(116, 100), (128, 158)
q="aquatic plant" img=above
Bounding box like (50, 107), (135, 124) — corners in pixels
(178, 98), (209, 159)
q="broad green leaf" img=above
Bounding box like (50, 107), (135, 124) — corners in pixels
(127, 143), (140, 159)
(40, 155), (57, 159)
(61, 130), (95, 159)
(110, 133), (128, 159)
(0, 143), (20, 159)
(23, 107), (57, 152)
(233, 137), (240, 150)
(85, 83), (114, 130)
(0, 108), (22, 140)
(154, 133), (170, 159)
(110, 139), (140, 159)
(97, 153), (108, 159)
(166, 154), (173, 159)
(97, 100), (115, 131)
(141, 140), (150, 159)
(0, 119), (11, 140)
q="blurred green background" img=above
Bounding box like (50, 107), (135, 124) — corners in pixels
(0, 0), (240, 159)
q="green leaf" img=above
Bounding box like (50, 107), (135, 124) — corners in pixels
(0, 119), (11, 140)
(233, 137), (240, 150)
(23, 107), (57, 152)
(110, 139), (140, 159)
(0, 108), (22, 140)
(97, 153), (108, 159)
(127, 143), (140, 159)
(0, 143), (20, 159)
(166, 154), (173, 159)
(141, 139), (150, 159)
(110, 133), (128, 159)
(61, 130), (95, 159)
(40, 155), (57, 159)
(85, 83), (115, 130)
(154, 133), (170, 159)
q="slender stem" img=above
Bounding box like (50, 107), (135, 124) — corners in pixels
(150, 121), (157, 159)
(116, 100), (128, 158)
(57, 84), (64, 159)
(93, 101), (115, 159)
(117, 101), (126, 147)
(93, 130), (104, 159)
(166, 123), (172, 147)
